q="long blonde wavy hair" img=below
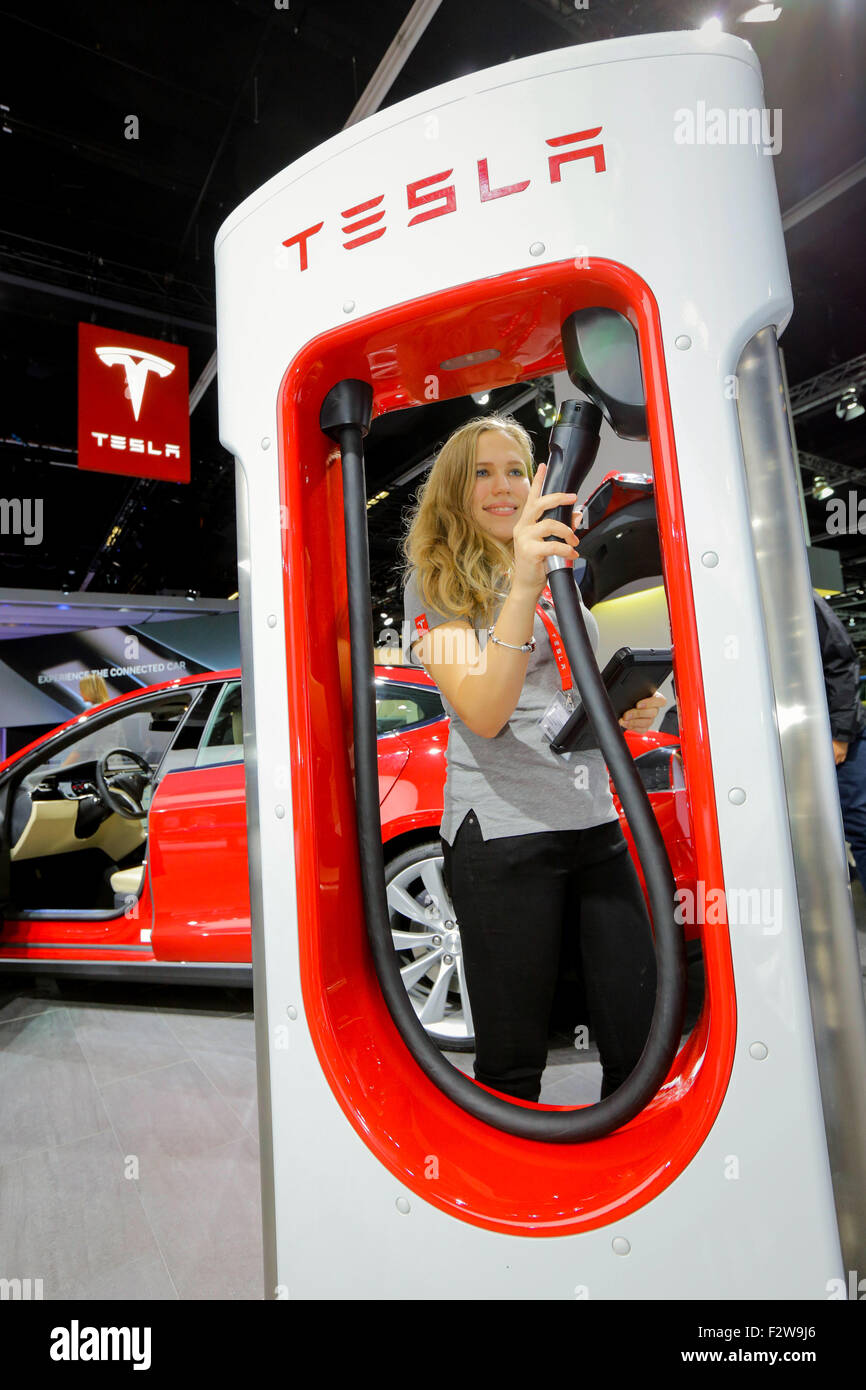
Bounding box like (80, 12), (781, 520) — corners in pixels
(400, 413), (536, 629)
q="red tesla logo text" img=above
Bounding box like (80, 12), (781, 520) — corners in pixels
(282, 127), (606, 272)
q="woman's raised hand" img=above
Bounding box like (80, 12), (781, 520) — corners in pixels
(511, 462), (582, 598)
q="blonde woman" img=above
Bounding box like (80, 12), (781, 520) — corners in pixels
(80, 673), (109, 708)
(59, 673), (113, 767)
(402, 413), (664, 1103)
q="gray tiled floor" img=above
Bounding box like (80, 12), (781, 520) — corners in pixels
(0, 980), (261, 1300)
(1, 885), (865, 1300)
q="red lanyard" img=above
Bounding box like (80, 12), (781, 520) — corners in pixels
(535, 586), (573, 695)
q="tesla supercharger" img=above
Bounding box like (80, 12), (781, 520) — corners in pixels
(215, 31), (866, 1298)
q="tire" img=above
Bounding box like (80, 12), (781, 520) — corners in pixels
(384, 839), (475, 1051)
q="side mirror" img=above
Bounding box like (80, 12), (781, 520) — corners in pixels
(561, 308), (648, 441)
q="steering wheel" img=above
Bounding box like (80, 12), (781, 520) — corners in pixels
(95, 749), (153, 820)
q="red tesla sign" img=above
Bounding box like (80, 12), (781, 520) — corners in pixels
(77, 323), (190, 482)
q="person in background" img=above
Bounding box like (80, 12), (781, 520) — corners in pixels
(813, 591), (866, 889)
(60, 673), (112, 766)
(61, 673), (141, 768)
(80, 673), (109, 708)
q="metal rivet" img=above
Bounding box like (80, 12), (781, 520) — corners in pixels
(287, 1005), (298, 1020)
(612, 1236), (631, 1256)
(267, 614), (277, 627)
(675, 335), (692, 350)
(396, 1196), (411, 1215)
(529, 241), (545, 257)
(275, 805), (286, 819)
(701, 551), (719, 568)
(728, 787), (746, 805)
(261, 437), (271, 450)
(342, 299), (356, 314)
(749, 1041), (768, 1060)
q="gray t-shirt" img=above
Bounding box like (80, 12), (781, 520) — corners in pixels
(403, 569), (617, 845)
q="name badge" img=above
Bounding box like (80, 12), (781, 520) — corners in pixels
(538, 689), (576, 752)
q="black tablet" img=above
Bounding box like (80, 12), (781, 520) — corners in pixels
(549, 647), (673, 754)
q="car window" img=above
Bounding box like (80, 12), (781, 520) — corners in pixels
(33, 691), (198, 778)
(195, 681), (244, 767)
(375, 680), (444, 735)
(153, 684), (220, 777)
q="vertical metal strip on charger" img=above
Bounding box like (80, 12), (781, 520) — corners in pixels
(736, 325), (866, 1271)
(234, 457), (278, 1297)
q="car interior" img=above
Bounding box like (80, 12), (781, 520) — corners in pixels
(1, 686), (222, 917)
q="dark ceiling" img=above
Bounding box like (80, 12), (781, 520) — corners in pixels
(1, 0), (865, 641)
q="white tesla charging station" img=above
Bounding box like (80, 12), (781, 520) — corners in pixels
(215, 31), (866, 1298)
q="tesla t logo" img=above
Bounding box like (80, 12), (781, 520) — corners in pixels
(281, 127), (606, 273)
(78, 323), (190, 483)
(94, 347), (176, 421)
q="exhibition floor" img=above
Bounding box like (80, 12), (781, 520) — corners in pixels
(0, 980), (261, 1300)
(2, 885), (865, 1301)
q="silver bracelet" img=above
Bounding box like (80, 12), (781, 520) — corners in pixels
(487, 625), (536, 654)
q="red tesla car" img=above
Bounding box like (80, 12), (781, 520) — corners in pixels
(0, 659), (696, 1049)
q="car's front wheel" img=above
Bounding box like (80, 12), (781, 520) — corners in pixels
(384, 840), (475, 1052)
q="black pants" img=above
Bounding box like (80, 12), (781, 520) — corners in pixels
(837, 729), (866, 889)
(440, 811), (657, 1103)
